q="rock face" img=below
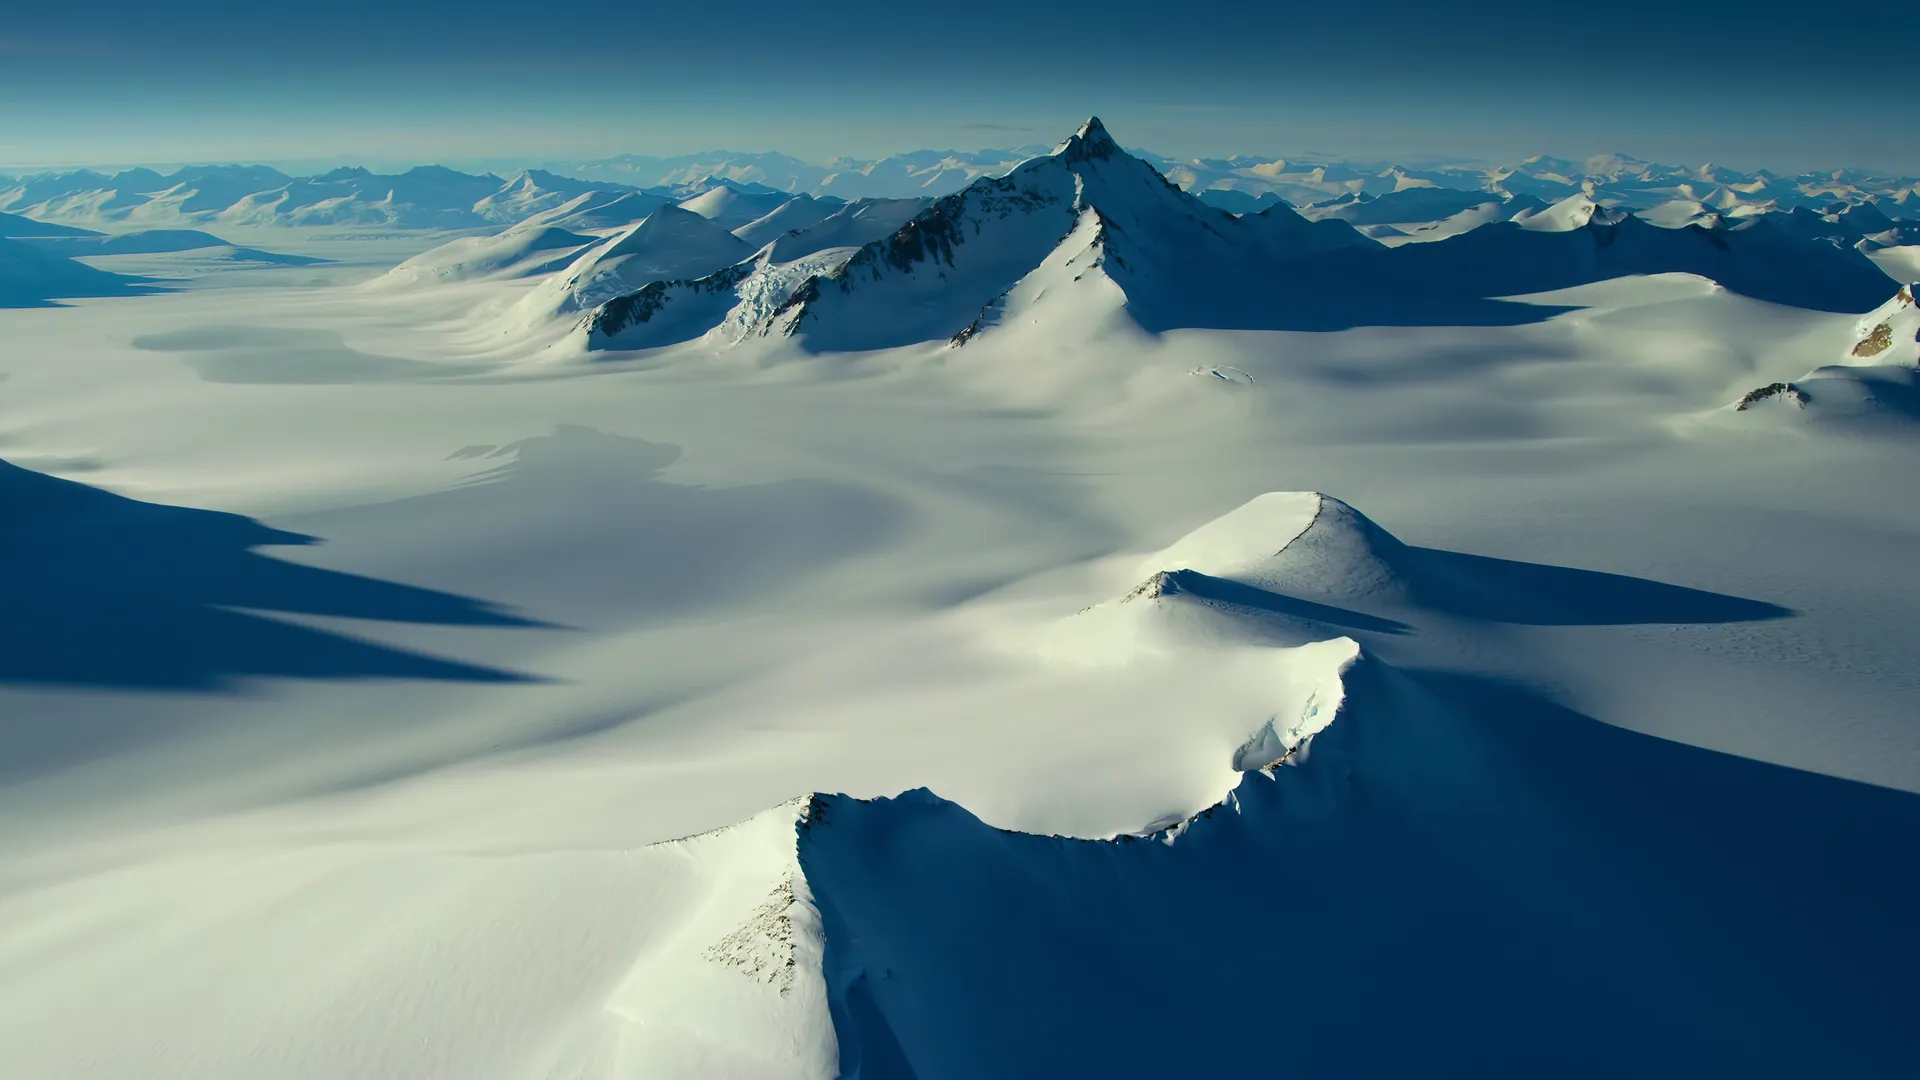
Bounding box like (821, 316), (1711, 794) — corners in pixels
(1853, 322), (1894, 357)
(1847, 284), (1917, 364)
(1734, 382), (1808, 410)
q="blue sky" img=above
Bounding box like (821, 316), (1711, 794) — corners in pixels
(1, 1), (1907, 173)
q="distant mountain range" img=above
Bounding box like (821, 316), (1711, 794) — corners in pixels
(4, 142), (1918, 234)
(7, 119), (1917, 326)
(501, 118), (1905, 356)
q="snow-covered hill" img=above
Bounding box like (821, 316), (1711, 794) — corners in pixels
(678, 186), (808, 231)
(514, 205), (755, 323)
(521, 190), (674, 232)
(373, 225), (599, 288)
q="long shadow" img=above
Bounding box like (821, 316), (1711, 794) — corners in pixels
(0, 456), (548, 689)
(1166, 569), (1412, 634)
(1801, 363), (1920, 425)
(1310, 217), (1897, 314)
(0, 235), (162, 308)
(1399, 547), (1795, 625)
(801, 659), (1920, 1079)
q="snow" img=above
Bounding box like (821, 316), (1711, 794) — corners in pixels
(678, 186), (802, 231)
(373, 224), (597, 288)
(732, 197), (845, 249)
(761, 198), (929, 262)
(522, 190), (675, 232)
(2, 117), (1918, 1078)
(510, 205), (755, 324)
(1514, 191), (1623, 231)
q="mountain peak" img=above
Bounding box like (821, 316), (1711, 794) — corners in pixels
(1054, 116), (1121, 163)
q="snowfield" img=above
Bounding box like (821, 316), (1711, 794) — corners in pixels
(1, 119), (1918, 1079)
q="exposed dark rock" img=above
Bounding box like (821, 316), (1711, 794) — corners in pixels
(1853, 321), (1893, 357)
(583, 261), (756, 340)
(1734, 382), (1808, 411)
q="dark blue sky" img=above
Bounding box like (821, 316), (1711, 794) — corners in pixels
(1, 1), (1906, 172)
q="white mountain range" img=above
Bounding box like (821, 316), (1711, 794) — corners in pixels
(535, 119), (1904, 356)
(6, 134), (1918, 240)
(3, 114), (1918, 1080)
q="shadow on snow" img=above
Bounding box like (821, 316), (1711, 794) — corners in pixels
(803, 658), (1920, 1079)
(0, 455), (548, 689)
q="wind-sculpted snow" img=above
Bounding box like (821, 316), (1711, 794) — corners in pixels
(796, 650), (1920, 1079)
(695, 492), (1898, 1078)
(373, 224), (597, 288)
(8, 116), (1920, 1080)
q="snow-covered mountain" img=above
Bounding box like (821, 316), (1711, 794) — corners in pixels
(520, 190), (674, 232)
(512, 205), (756, 322)
(571, 119), (1900, 356)
(373, 225), (600, 288)
(677, 186), (810, 231)
(0, 165), (645, 229)
(759, 198), (932, 262)
(1319, 195), (1897, 313)
(6, 143), (1916, 248)
(580, 119), (1380, 352)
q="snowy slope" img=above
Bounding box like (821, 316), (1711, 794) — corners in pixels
(800, 646), (1916, 1078)
(678, 186), (802, 231)
(522, 190), (675, 232)
(731, 197), (846, 248)
(514, 205), (755, 323)
(1726, 283), (1920, 430)
(373, 225), (599, 288)
(472, 170), (621, 224)
(6, 117), (1920, 1080)
(758, 118), (1368, 350)
(761, 198), (931, 262)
